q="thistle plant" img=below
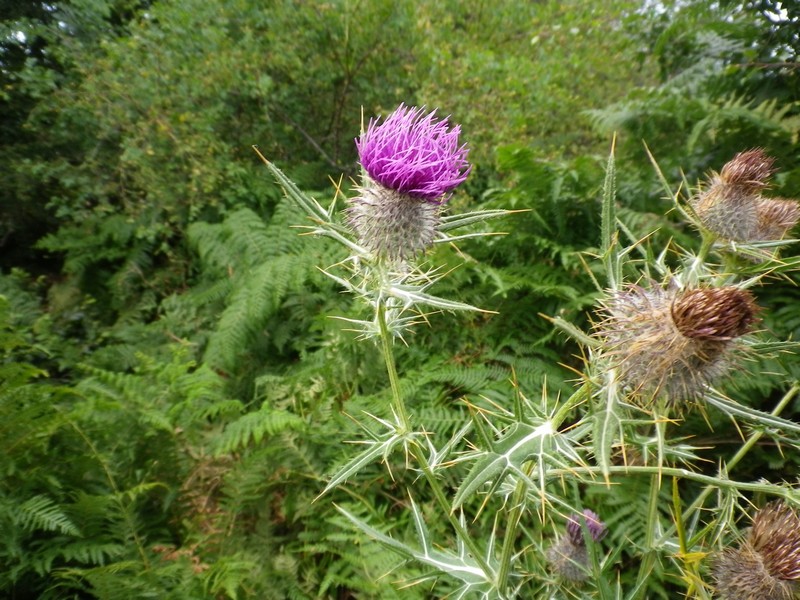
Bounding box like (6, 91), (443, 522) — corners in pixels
(256, 104), (515, 596)
(692, 149), (800, 244)
(712, 502), (800, 600)
(547, 510), (607, 582)
(257, 117), (800, 598)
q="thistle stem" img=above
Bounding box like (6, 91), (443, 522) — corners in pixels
(546, 465), (798, 500)
(496, 460), (535, 593)
(685, 232), (716, 285)
(679, 381), (800, 524)
(375, 299), (496, 584)
(551, 382), (590, 430)
(376, 300), (411, 431)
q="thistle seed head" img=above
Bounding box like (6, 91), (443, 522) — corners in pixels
(713, 544), (797, 600)
(720, 148), (775, 192)
(749, 502), (800, 581)
(755, 197), (800, 241)
(597, 285), (757, 404)
(671, 287), (759, 341)
(691, 149), (799, 242)
(712, 503), (800, 599)
(692, 176), (759, 242)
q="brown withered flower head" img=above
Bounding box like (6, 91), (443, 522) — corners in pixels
(691, 149), (800, 243)
(597, 284), (759, 405)
(712, 502), (800, 600)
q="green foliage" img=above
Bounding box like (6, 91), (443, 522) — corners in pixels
(2, 0), (799, 597)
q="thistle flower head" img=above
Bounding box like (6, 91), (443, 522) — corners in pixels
(348, 104), (471, 261)
(597, 285), (758, 405)
(720, 148), (775, 192)
(691, 148), (800, 243)
(671, 287), (759, 341)
(547, 510), (606, 582)
(566, 509), (608, 545)
(749, 502), (800, 581)
(356, 103), (471, 202)
(712, 502), (800, 600)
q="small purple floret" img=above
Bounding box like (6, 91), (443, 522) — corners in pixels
(356, 103), (471, 203)
(566, 509), (607, 545)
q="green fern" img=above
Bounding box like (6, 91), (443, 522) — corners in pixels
(212, 404), (305, 455)
(16, 495), (81, 537)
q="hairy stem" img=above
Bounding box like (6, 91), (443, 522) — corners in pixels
(376, 300), (497, 583)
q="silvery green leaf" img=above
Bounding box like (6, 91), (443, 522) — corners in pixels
(453, 420), (555, 510)
(594, 369), (624, 480)
(438, 209), (518, 232)
(318, 435), (402, 499)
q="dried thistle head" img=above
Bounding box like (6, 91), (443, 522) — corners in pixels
(713, 544), (797, 600)
(597, 285), (758, 405)
(719, 148), (775, 192)
(712, 502), (800, 600)
(691, 149), (800, 243)
(749, 502), (800, 582)
(671, 287), (760, 341)
(547, 510), (606, 582)
(348, 104), (471, 262)
(756, 197), (800, 242)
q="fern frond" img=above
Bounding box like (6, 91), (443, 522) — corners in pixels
(16, 495), (81, 536)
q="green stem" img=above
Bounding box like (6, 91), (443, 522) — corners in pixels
(684, 232), (716, 286)
(496, 460), (535, 593)
(679, 381), (800, 524)
(376, 301), (411, 431)
(545, 465), (798, 501)
(375, 300), (496, 584)
(551, 381), (590, 430)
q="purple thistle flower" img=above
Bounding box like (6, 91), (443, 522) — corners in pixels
(566, 509), (608, 545)
(547, 510), (607, 582)
(356, 103), (471, 203)
(348, 104), (471, 261)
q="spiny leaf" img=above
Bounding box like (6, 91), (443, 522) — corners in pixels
(318, 435), (402, 499)
(452, 420), (555, 510)
(594, 369), (624, 481)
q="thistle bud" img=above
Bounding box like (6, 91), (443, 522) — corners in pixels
(597, 285), (758, 404)
(566, 509), (608, 545)
(547, 510), (607, 582)
(347, 104), (471, 261)
(691, 149), (800, 243)
(712, 502), (800, 600)
(749, 502), (800, 581)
